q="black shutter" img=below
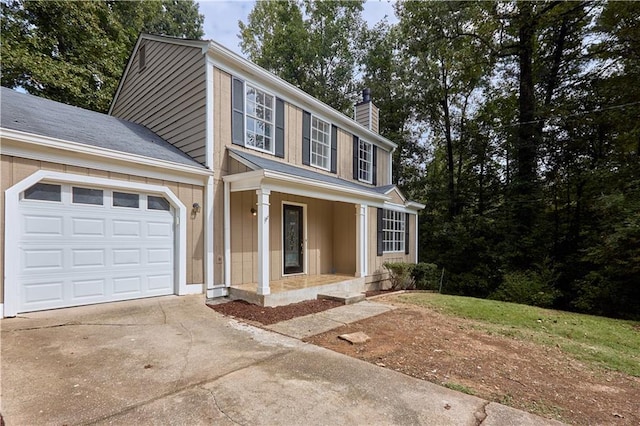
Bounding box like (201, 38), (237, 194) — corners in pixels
(302, 110), (311, 165)
(330, 125), (337, 173)
(232, 77), (245, 146)
(377, 208), (384, 256)
(352, 136), (359, 180)
(405, 213), (410, 255)
(372, 145), (378, 185)
(275, 98), (285, 158)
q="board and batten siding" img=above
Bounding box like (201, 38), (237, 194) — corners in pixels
(111, 40), (207, 164)
(0, 155), (206, 303)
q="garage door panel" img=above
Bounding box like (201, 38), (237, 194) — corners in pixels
(72, 279), (106, 299)
(23, 249), (64, 270)
(147, 221), (172, 238)
(113, 276), (142, 295)
(17, 184), (176, 314)
(23, 281), (64, 305)
(113, 249), (141, 266)
(72, 249), (105, 268)
(112, 220), (141, 237)
(24, 215), (63, 236)
(72, 217), (105, 236)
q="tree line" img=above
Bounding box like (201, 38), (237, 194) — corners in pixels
(241, 1), (639, 319)
(3, 1), (638, 318)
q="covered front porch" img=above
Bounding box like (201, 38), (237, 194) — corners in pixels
(221, 149), (388, 306)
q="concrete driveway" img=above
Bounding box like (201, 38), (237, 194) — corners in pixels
(1, 295), (560, 425)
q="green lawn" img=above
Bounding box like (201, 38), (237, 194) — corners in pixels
(396, 293), (640, 377)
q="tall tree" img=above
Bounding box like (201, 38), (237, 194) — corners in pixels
(1, 0), (203, 112)
(239, 0), (364, 114)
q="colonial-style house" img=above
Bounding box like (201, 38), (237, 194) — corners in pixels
(0, 34), (423, 317)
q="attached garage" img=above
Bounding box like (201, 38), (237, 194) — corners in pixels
(17, 181), (176, 313)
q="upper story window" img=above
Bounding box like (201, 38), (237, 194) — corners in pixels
(358, 140), (373, 183)
(245, 84), (275, 153)
(310, 116), (331, 170)
(383, 209), (405, 253)
(232, 77), (284, 157)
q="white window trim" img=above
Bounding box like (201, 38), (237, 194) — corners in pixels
(309, 114), (331, 171)
(3, 171), (193, 318)
(244, 81), (276, 155)
(382, 208), (405, 254)
(358, 139), (373, 184)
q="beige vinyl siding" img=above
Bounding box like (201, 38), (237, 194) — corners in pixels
(111, 40), (207, 164)
(0, 155), (206, 303)
(370, 104), (380, 134)
(336, 128), (353, 181)
(332, 202), (356, 274)
(387, 188), (405, 205)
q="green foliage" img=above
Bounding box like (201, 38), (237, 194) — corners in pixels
(490, 269), (561, 309)
(411, 263), (440, 291)
(382, 262), (415, 290)
(397, 293), (640, 377)
(239, 0), (364, 114)
(1, 0), (203, 112)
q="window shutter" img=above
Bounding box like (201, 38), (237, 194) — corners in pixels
(232, 77), (245, 146)
(405, 213), (410, 255)
(330, 125), (338, 173)
(377, 208), (384, 256)
(352, 136), (359, 180)
(372, 146), (378, 185)
(275, 97), (285, 158)
(302, 110), (311, 165)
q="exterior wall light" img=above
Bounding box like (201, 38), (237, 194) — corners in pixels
(251, 207), (257, 216)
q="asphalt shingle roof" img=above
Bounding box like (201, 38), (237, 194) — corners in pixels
(1, 87), (203, 168)
(229, 148), (395, 197)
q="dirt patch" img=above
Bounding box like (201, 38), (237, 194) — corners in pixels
(208, 299), (342, 325)
(305, 295), (640, 426)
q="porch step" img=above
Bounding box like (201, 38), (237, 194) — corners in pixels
(317, 291), (366, 305)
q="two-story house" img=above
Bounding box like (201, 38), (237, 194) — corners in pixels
(0, 34), (423, 317)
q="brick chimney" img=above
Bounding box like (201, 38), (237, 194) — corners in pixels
(354, 88), (379, 133)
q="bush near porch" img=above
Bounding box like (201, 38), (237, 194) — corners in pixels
(383, 262), (439, 291)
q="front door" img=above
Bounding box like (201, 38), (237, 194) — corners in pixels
(283, 204), (304, 274)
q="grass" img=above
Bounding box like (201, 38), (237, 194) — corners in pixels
(396, 293), (640, 377)
(443, 382), (475, 395)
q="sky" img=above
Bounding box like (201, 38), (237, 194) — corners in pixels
(198, 0), (398, 55)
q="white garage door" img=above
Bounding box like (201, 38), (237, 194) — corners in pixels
(17, 182), (175, 313)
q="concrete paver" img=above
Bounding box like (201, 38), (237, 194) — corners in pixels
(266, 300), (394, 339)
(1, 295), (562, 425)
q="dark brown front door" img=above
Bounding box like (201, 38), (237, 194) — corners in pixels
(283, 204), (304, 274)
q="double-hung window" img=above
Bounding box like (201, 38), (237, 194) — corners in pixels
(310, 116), (331, 170)
(383, 209), (405, 252)
(245, 84), (275, 153)
(358, 140), (373, 183)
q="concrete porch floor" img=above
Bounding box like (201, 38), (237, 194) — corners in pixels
(229, 274), (366, 307)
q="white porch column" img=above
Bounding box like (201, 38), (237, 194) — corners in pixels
(256, 188), (271, 295)
(355, 204), (368, 278)
(223, 180), (231, 287)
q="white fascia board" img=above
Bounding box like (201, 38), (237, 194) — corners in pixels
(206, 42), (397, 152)
(1, 129), (212, 185)
(407, 201), (426, 210)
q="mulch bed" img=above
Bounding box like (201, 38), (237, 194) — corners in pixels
(208, 298), (342, 325)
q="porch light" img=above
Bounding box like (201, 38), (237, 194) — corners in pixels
(251, 207), (257, 216)
(192, 202), (201, 214)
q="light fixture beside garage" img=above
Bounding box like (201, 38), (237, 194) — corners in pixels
(250, 207), (257, 216)
(192, 202), (201, 215)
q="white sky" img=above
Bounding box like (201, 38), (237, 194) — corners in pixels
(198, 0), (398, 55)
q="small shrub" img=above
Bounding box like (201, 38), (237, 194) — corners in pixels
(411, 263), (440, 290)
(383, 262), (416, 290)
(490, 270), (560, 308)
